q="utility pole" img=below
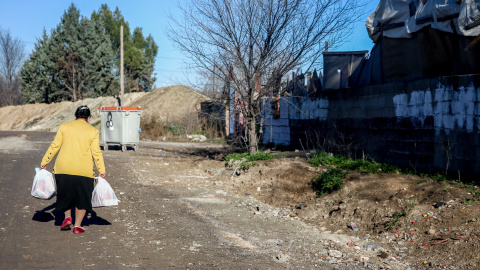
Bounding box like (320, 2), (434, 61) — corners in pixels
(120, 25), (124, 107)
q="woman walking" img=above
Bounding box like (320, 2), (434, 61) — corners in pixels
(40, 105), (106, 234)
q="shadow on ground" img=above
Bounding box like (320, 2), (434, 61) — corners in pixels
(32, 203), (111, 227)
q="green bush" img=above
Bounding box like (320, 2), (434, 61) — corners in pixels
(312, 168), (347, 196)
(430, 172), (448, 182)
(247, 152), (275, 162)
(225, 152), (250, 165)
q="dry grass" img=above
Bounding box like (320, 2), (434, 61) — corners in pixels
(140, 108), (226, 141)
(140, 114), (167, 140)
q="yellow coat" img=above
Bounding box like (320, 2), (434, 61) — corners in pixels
(41, 119), (106, 178)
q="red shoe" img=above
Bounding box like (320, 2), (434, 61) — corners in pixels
(73, 226), (85, 234)
(60, 217), (72, 230)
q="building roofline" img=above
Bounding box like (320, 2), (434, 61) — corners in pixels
(322, 50), (369, 55)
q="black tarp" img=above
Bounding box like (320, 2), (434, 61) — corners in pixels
(351, 26), (480, 88)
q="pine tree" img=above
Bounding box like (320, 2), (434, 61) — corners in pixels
(91, 4), (158, 92)
(84, 18), (116, 97)
(53, 4), (84, 100)
(20, 29), (60, 103)
(21, 3), (115, 102)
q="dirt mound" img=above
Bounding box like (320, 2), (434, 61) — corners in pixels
(0, 85), (208, 132)
(219, 157), (480, 269)
(130, 85), (208, 123)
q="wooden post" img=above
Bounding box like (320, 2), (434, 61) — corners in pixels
(212, 62), (215, 99)
(120, 25), (124, 107)
(225, 102), (230, 137)
(255, 72), (261, 93)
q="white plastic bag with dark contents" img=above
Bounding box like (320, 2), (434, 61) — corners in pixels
(31, 169), (56, 199)
(91, 177), (118, 207)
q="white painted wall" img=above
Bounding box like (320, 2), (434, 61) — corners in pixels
(262, 97), (329, 145)
(393, 83), (478, 134)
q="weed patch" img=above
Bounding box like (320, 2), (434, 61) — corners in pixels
(461, 198), (475, 205)
(226, 152), (275, 171)
(385, 212), (406, 232)
(430, 172), (448, 182)
(308, 151), (460, 183)
(165, 124), (184, 136)
(307, 152), (401, 174)
(311, 168), (347, 196)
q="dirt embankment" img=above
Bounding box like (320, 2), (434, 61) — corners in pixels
(219, 157), (480, 270)
(0, 85), (208, 132)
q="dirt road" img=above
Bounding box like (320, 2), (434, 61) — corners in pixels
(0, 131), (377, 270)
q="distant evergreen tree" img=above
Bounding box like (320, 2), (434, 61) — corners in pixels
(21, 29), (61, 103)
(21, 4), (115, 103)
(91, 4), (158, 92)
(52, 4), (115, 101)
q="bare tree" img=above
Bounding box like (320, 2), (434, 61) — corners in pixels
(168, 0), (365, 154)
(0, 27), (25, 106)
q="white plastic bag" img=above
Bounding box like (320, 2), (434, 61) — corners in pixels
(31, 169), (56, 199)
(91, 177), (118, 207)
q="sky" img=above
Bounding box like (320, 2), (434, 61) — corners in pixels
(0, 0), (379, 89)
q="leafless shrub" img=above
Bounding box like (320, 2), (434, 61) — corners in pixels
(0, 27), (25, 107)
(306, 123), (356, 158)
(168, 0), (366, 154)
(442, 140), (454, 175)
(140, 114), (167, 140)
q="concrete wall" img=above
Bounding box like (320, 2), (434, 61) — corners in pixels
(262, 75), (480, 178)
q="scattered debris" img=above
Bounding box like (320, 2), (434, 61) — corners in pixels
(364, 243), (382, 251)
(187, 134), (207, 142)
(275, 252), (289, 263)
(429, 235), (468, 245)
(465, 217), (478, 224)
(328, 250), (342, 258)
(359, 256), (369, 263)
(434, 201), (446, 208)
(379, 251), (389, 259)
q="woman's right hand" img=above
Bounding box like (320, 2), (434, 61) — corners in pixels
(40, 165), (47, 170)
(99, 173), (106, 178)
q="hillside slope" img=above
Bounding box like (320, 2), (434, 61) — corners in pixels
(0, 85), (208, 132)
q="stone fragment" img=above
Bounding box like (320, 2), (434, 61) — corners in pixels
(328, 250), (343, 258)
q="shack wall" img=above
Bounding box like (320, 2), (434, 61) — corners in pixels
(262, 75), (480, 178)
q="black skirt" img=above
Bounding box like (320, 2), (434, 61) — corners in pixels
(55, 174), (94, 212)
